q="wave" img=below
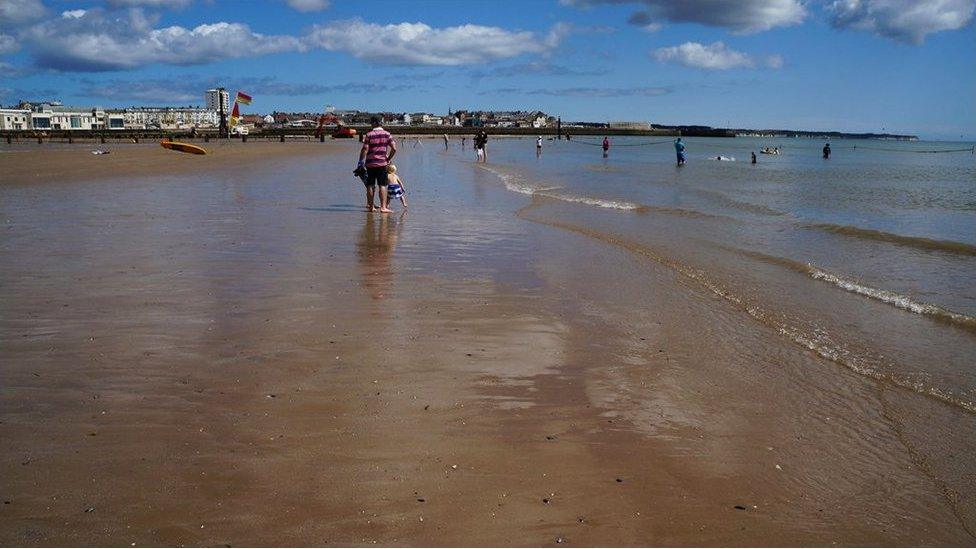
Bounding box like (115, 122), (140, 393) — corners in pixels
(807, 268), (976, 330)
(477, 164), (726, 217)
(725, 246), (976, 332)
(515, 211), (976, 414)
(535, 190), (645, 211)
(806, 223), (976, 256)
(476, 164), (561, 196)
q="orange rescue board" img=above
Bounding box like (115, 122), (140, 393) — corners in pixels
(160, 141), (208, 155)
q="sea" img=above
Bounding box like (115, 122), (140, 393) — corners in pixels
(463, 135), (976, 413)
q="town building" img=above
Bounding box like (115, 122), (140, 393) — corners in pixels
(115, 107), (217, 130)
(0, 108), (31, 130)
(204, 88), (230, 114)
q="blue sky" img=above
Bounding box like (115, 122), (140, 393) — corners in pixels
(1, 0), (973, 139)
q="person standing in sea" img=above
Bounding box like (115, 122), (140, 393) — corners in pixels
(674, 137), (686, 165)
(475, 131), (488, 163)
(358, 116), (397, 213)
(823, 142), (831, 159)
(536, 135), (543, 157)
(602, 136), (610, 158)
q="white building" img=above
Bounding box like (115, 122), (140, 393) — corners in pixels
(29, 104), (103, 131)
(0, 109), (31, 130)
(420, 113), (442, 125)
(205, 88), (230, 114)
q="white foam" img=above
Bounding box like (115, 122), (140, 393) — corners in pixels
(478, 164), (559, 196)
(807, 267), (976, 327)
(537, 191), (644, 211)
(477, 164), (642, 211)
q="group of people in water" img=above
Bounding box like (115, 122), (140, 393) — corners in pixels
(358, 116), (838, 212)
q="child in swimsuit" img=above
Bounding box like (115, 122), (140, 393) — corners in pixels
(386, 164), (408, 209)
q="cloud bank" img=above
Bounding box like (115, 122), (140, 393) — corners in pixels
(305, 20), (566, 66)
(9, 8), (565, 72)
(21, 8), (304, 71)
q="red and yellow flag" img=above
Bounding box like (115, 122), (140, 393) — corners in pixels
(235, 91), (252, 105)
(230, 101), (240, 127)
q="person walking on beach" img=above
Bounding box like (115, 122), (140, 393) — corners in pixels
(443, 133), (449, 150)
(536, 135), (543, 157)
(358, 116), (397, 213)
(602, 136), (610, 158)
(461, 137), (466, 150)
(822, 142), (831, 159)
(674, 137), (686, 165)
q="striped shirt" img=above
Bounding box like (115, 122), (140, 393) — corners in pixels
(364, 127), (395, 168)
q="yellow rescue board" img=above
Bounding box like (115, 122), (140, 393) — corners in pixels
(160, 141), (208, 155)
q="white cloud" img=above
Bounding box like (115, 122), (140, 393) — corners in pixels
(829, 0), (976, 44)
(62, 10), (87, 19)
(284, 0), (331, 12)
(0, 33), (18, 55)
(23, 8), (303, 71)
(562, 0), (806, 33)
(0, 0), (46, 26)
(305, 19), (566, 65)
(652, 41), (782, 70)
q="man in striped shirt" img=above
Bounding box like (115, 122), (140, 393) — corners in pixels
(358, 116), (397, 212)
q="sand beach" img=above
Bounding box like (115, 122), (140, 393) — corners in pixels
(1, 139), (974, 546)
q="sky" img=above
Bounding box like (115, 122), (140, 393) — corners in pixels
(0, 0), (974, 139)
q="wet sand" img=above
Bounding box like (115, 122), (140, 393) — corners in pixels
(0, 141), (331, 186)
(1, 142), (973, 546)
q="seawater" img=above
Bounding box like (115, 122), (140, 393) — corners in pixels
(463, 136), (976, 413)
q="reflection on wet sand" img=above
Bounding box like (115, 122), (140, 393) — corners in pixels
(357, 212), (406, 301)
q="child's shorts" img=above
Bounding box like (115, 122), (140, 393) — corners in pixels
(388, 183), (403, 199)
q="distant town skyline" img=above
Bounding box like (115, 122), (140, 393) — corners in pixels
(1, 0), (974, 140)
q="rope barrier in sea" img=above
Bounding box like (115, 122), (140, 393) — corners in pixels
(844, 145), (975, 154)
(569, 138), (673, 147)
